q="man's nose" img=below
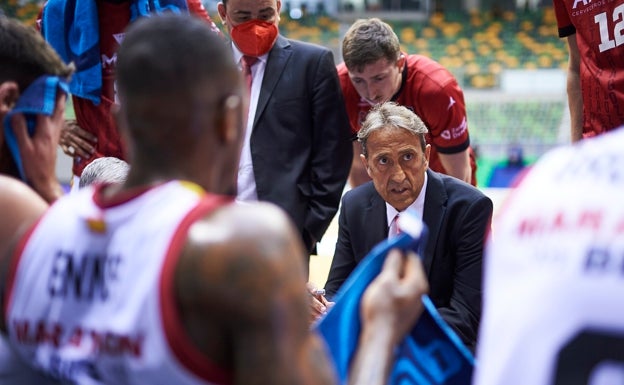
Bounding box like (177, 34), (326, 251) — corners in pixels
(389, 163), (406, 182)
(368, 85), (380, 101)
(361, 83), (372, 100)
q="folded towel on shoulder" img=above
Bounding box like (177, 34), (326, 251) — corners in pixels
(42, 0), (188, 104)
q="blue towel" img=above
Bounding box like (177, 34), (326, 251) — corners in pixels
(42, 0), (188, 104)
(3, 75), (69, 182)
(315, 210), (475, 385)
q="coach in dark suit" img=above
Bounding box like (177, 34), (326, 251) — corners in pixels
(324, 102), (492, 350)
(217, 0), (352, 257)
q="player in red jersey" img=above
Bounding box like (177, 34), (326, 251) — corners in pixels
(38, 0), (222, 190)
(338, 18), (477, 187)
(554, 0), (624, 141)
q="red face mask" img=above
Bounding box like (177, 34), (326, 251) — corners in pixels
(231, 19), (278, 57)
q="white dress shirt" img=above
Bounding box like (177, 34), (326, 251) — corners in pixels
(232, 45), (269, 202)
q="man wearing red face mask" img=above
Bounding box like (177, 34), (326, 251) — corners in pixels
(217, 0), (353, 268)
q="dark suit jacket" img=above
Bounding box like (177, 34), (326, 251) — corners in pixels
(324, 170), (493, 350)
(250, 35), (352, 253)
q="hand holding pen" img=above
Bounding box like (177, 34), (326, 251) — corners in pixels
(307, 284), (334, 324)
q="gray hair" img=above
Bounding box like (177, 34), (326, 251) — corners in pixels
(79, 157), (130, 188)
(357, 102), (428, 158)
(342, 18), (401, 72)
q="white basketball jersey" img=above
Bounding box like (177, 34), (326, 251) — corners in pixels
(4, 181), (232, 385)
(474, 129), (624, 385)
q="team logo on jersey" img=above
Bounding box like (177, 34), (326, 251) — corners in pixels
(451, 117), (468, 139)
(101, 34), (125, 69)
(86, 217), (107, 233)
(572, 0), (600, 9)
(112, 33), (125, 46)
(447, 96), (456, 110)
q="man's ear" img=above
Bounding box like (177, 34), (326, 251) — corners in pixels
(359, 153), (372, 178)
(396, 54), (406, 70)
(0, 82), (19, 118)
(217, 2), (227, 24)
(424, 144), (431, 167)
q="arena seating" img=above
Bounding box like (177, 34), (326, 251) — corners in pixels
(280, 8), (566, 89)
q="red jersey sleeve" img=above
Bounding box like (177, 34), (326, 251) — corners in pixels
(553, 0), (575, 37)
(186, 0), (224, 38)
(402, 57), (469, 154)
(421, 81), (469, 154)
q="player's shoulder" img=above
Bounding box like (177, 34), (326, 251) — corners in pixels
(185, 201), (303, 271)
(406, 54), (459, 88)
(343, 181), (378, 204)
(524, 126), (624, 186)
(177, 201), (307, 317)
(336, 62), (349, 77)
(0, 176), (48, 243)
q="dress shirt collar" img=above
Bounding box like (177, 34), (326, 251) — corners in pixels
(231, 43), (269, 66)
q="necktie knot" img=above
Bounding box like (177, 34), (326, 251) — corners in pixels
(241, 56), (258, 93)
(241, 56), (258, 73)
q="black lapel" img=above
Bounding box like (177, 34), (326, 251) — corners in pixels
(253, 35), (292, 127)
(422, 170), (448, 275)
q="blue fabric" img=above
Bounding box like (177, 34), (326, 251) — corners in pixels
(42, 0), (188, 104)
(3, 75), (69, 182)
(315, 209), (474, 385)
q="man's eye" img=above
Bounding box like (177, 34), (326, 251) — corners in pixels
(403, 153), (414, 161)
(379, 157), (388, 165)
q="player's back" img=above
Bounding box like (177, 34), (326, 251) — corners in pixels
(4, 181), (231, 385)
(474, 128), (624, 384)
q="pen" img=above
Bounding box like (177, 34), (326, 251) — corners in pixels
(311, 289), (326, 297)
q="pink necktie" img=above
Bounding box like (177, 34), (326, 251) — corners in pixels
(389, 213), (400, 238)
(241, 55), (258, 93)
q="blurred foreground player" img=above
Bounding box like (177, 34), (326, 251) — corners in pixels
(474, 128), (624, 384)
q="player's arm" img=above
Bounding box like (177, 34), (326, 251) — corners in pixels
(186, 0), (224, 37)
(0, 176), (48, 332)
(176, 202), (336, 385)
(438, 150), (471, 185)
(566, 35), (583, 142)
(423, 83), (472, 184)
